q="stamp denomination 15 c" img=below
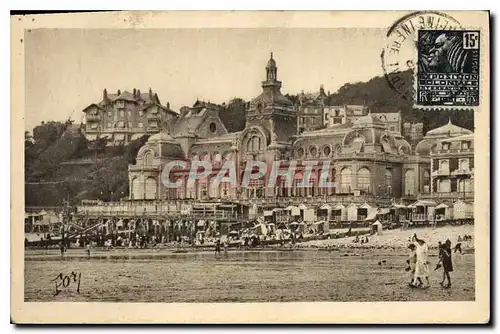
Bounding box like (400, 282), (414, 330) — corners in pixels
(416, 30), (480, 107)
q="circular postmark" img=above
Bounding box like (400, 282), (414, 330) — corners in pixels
(381, 11), (463, 102)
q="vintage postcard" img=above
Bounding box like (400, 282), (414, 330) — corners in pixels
(11, 11), (490, 324)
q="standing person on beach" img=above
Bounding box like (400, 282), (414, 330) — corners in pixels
(85, 241), (91, 258)
(441, 239), (453, 288)
(215, 239), (221, 257)
(223, 240), (229, 258)
(406, 244), (417, 285)
(412, 233), (430, 288)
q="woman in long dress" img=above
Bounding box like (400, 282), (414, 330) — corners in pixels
(441, 239), (453, 288)
(412, 233), (430, 288)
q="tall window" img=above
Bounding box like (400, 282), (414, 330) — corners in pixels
(246, 135), (262, 153)
(144, 152), (153, 166)
(438, 179), (451, 193)
(176, 178), (185, 199)
(459, 158), (469, 171)
(384, 169), (392, 194)
(440, 160), (449, 173)
(357, 168), (371, 192)
(144, 177), (157, 200)
(423, 170), (430, 193)
(340, 168), (351, 193)
(186, 180), (196, 199)
(405, 170), (415, 196)
(198, 178), (208, 199)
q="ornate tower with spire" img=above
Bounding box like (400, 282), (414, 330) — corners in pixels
(246, 53), (296, 143)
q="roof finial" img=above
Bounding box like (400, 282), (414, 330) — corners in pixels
(270, 52), (273, 59)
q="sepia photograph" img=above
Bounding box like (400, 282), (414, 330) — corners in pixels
(11, 10), (490, 323)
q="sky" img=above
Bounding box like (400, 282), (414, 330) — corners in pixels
(24, 28), (387, 131)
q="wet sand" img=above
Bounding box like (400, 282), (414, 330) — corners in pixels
(25, 248), (475, 302)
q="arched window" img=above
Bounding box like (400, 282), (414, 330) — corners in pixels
(309, 170), (317, 197)
(340, 168), (351, 193)
(220, 181), (231, 198)
(144, 177), (157, 200)
(384, 169), (392, 194)
(357, 168), (371, 192)
(293, 171), (304, 197)
(131, 177), (143, 200)
(213, 152), (222, 167)
(404, 170), (415, 196)
(459, 158), (469, 171)
(198, 177), (209, 199)
(144, 151), (153, 166)
(176, 178), (185, 199)
(423, 170), (430, 193)
(186, 179), (196, 199)
(440, 160), (449, 173)
(209, 177), (219, 198)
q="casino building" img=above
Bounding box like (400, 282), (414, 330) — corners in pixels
(77, 53), (475, 223)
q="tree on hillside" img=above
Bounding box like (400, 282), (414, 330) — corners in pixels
(125, 135), (150, 164)
(27, 130), (88, 180)
(219, 98), (246, 132)
(324, 71), (474, 131)
(32, 121), (67, 146)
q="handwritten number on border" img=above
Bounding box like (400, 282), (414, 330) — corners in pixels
(52, 271), (81, 296)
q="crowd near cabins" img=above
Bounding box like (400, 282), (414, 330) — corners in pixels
(26, 54), (474, 242)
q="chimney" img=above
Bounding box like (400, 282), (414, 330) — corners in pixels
(133, 88), (137, 97)
(117, 89), (121, 95)
(137, 89), (141, 99)
(103, 88), (108, 100)
(166, 102), (170, 110)
(149, 87), (153, 100)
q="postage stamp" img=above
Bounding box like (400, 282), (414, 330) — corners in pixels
(11, 11), (490, 325)
(416, 30), (480, 107)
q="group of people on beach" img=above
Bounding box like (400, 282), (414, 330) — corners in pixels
(406, 233), (455, 289)
(352, 235), (369, 244)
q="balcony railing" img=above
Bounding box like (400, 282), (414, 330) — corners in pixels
(431, 169), (449, 176)
(147, 113), (161, 120)
(431, 148), (474, 155)
(451, 168), (474, 176)
(423, 191), (474, 200)
(85, 115), (101, 121)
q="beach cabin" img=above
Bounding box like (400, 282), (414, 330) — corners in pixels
(298, 204), (309, 221)
(274, 208), (290, 225)
(316, 203), (331, 222)
(372, 220), (383, 235)
(331, 204), (347, 222)
(347, 203), (358, 221)
(391, 203), (410, 223)
(453, 200), (474, 219)
(302, 208), (317, 223)
(435, 202), (453, 221)
(285, 205), (301, 220)
(409, 200), (437, 223)
(361, 203), (378, 222)
(263, 210), (274, 223)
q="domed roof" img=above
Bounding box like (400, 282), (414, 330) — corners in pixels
(426, 119), (472, 137)
(147, 132), (178, 144)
